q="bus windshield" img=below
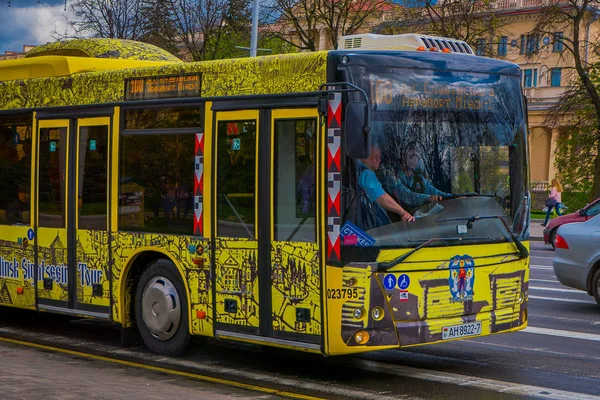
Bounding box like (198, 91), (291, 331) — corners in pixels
(342, 66), (528, 249)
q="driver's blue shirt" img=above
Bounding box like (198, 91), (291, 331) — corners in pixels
(358, 162), (385, 202)
(356, 161), (390, 230)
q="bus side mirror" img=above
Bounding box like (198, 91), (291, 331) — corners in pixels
(345, 101), (371, 159)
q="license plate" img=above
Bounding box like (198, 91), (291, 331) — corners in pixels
(442, 321), (482, 340)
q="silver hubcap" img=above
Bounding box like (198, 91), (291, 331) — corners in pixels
(141, 276), (181, 341)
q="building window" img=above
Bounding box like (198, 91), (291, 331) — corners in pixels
(498, 36), (508, 56)
(0, 113), (32, 225)
(551, 68), (562, 86)
(476, 38), (486, 56)
(526, 35), (539, 54)
(523, 69), (538, 88)
(553, 32), (564, 52)
(520, 35), (525, 54)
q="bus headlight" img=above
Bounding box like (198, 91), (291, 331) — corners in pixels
(354, 330), (370, 344)
(353, 308), (364, 319)
(372, 307), (384, 321)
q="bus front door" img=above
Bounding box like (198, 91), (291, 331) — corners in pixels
(35, 116), (111, 317)
(269, 108), (322, 347)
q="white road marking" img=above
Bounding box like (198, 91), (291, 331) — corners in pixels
(524, 327), (600, 342)
(358, 359), (600, 400)
(530, 286), (585, 294)
(463, 339), (600, 361)
(530, 279), (559, 283)
(530, 264), (553, 269)
(529, 295), (596, 304)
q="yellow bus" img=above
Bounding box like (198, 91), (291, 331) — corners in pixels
(0, 35), (529, 356)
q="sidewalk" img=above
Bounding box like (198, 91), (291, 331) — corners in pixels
(530, 218), (545, 242)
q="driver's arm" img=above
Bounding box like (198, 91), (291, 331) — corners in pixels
(376, 194), (415, 222)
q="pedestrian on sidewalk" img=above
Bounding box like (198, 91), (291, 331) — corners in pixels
(541, 177), (564, 226)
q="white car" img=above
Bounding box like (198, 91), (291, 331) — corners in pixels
(552, 214), (600, 305)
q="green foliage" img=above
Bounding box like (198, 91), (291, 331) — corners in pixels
(562, 191), (591, 211)
(554, 125), (596, 195)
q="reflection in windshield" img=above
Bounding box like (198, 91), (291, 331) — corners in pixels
(342, 67), (528, 248)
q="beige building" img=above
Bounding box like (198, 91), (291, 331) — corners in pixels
(0, 45), (35, 61)
(282, 1), (597, 186)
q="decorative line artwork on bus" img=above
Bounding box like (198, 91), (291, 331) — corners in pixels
(214, 238), (259, 328)
(0, 233), (110, 307)
(271, 241), (321, 337)
(24, 38), (183, 63)
(110, 232), (213, 336)
(339, 257), (526, 347)
(0, 48), (327, 110)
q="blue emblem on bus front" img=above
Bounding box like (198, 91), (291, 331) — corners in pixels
(449, 255), (475, 302)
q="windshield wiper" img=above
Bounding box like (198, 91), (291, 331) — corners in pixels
(377, 237), (479, 272)
(435, 215), (529, 260)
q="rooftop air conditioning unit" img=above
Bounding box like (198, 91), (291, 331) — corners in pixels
(338, 34), (474, 55)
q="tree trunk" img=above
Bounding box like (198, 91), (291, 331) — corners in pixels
(591, 137), (600, 201)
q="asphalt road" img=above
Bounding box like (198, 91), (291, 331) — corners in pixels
(0, 241), (598, 400)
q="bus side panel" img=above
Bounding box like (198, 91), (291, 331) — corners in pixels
(0, 226), (36, 310)
(324, 264), (400, 356)
(271, 241), (321, 338)
(110, 232), (213, 336)
(36, 228), (69, 303)
(75, 230), (110, 307)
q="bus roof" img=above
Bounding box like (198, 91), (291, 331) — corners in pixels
(0, 56), (177, 82)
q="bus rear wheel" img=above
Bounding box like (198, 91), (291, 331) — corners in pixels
(135, 259), (190, 355)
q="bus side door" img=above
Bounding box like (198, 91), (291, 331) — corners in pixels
(35, 115), (111, 316)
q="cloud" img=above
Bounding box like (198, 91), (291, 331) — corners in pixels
(0, 3), (75, 52)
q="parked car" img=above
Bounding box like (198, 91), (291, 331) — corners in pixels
(543, 197), (600, 249)
(552, 215), (600, 305)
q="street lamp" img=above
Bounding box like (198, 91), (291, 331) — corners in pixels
(250, 0), (259, 57)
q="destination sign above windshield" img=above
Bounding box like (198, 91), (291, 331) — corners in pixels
(125, 73), (202, 101)
(370, 80), (496, 111)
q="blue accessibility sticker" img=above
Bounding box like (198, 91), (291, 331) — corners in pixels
(398, 274), (410, 290)
(383, 274), (397, 290)
(27, 228), (34, 241)
(340, 221), (376, 247)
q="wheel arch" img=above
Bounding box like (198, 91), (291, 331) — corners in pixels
(117, 248), (192, 330)
(586, 257), (600, 296)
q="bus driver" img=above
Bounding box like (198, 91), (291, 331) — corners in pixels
(355, 144), (415, 230)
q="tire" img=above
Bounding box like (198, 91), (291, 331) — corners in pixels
(592, 269), (600, 306)
(135, 259), (190, 355)
(549, 229), (557, 250)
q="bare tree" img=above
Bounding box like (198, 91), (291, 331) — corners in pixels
(263, 0), (321, 51)
(318, 0), (390, 49)
(139, 0), (180, 55)
(528, 0), (600, 199)
(380, 0), (505, 55)
(61, 0), (146, 39)
(170, 0), (251, 61)
(265, 0), (390, 51)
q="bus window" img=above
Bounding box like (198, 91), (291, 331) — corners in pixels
(38, 127), (67, 228)
(274, 118), (317, 242)
(119, 133), (195, 234)
(0, 113), (32, 225)
(78, 125), (109, 231)
(125, 107), (203, 130)
(216, 120), (257, 238)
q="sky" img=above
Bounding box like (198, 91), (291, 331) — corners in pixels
(0, 0), (74, 53)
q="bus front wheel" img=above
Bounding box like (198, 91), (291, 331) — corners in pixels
(135, 259), (190, 355)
